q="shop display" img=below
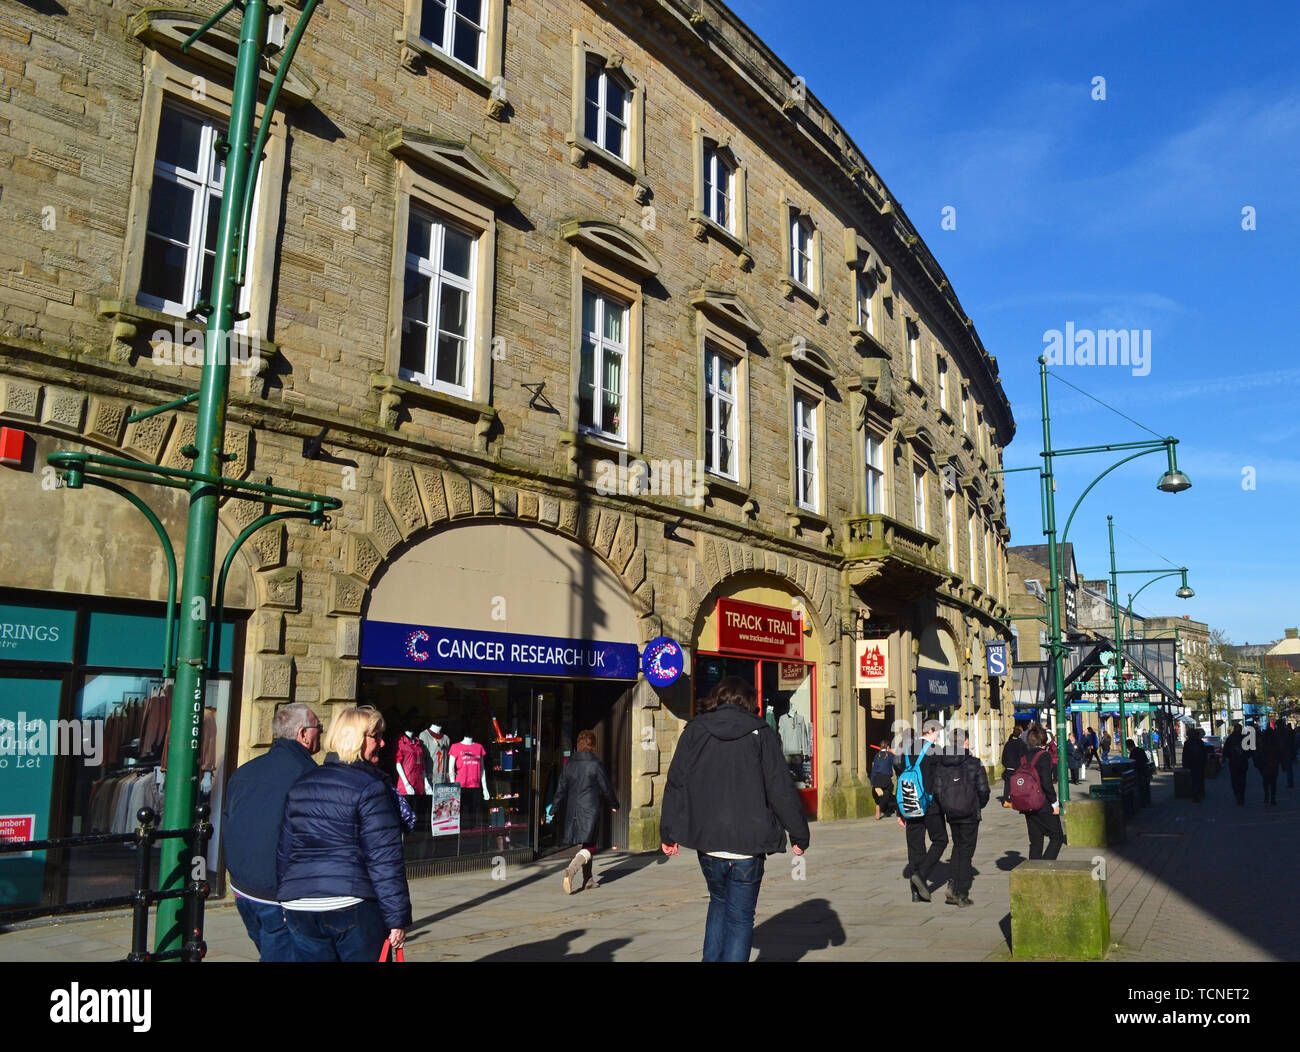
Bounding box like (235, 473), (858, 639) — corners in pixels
(431, 783), (461, 836)
(418, 723), (450, 788)
(394, 731), (425, 795)
(449, 737), (489, 799)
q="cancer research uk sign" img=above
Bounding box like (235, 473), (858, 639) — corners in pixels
(360, 620), (640, 680)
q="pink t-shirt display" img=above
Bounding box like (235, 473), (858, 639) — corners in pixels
(449, 741), (486, 788)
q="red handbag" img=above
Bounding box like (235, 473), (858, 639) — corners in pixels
(378, 938), (405, 963)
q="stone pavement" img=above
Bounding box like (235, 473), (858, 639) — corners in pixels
(2, 760), (1295, 962)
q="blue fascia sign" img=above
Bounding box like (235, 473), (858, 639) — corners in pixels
(986, 643), (1008, 678)
(916, 668), (960, 708)
(361, 620), (640, 680)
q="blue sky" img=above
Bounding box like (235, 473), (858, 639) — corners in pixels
(732, 0), (1300, 644)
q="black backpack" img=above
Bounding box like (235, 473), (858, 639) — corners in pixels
(935, 759), (979, 819)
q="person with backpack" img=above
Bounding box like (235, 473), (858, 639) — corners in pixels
(1011, 723), (1065, 860)
(1000, 724), (1027, 807)
(933, 727), (990, 907)
(869, 738), (896, 820)
(894, 723), (946, 901)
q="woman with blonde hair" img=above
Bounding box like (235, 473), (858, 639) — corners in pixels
(277, 706), (412, 961)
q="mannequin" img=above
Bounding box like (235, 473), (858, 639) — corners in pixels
(394, 730), (425, 796)
(419, 722), (450, 790)
(448, 736), (489, 801)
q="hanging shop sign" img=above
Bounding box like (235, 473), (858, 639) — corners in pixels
(716, 598), (803, 660)
(916, 668), (960, 708)
(360, 620), (640, 680)
(855, 640), (889, 689)
(986, 642), (1008, 678)
(641, 637), (684, 687)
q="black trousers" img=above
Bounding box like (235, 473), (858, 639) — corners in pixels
(1261, 771), (1279, 803)
(948, 819), (979, 897)
(1188, 767), (1206, 801)
(904, 811), (948, 881)
(1229, 762), (1248, 803)
(1025, 811), (1065, 860)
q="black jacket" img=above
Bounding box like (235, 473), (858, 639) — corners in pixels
(552, 750), (618, 846)
(1026, 747), (1057, 811)
(277, 756), (412, 929)
(933, 751), (991, 822)
(1002, 735), (1027, 773)
(222, 737), (317, 901)
(661, 704), (810, 855)
(1182, 737), (1207, 773)
(893, 738), (940, 815)
(1223, 730), (1248, 769)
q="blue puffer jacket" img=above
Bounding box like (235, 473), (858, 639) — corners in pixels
(276, 756), (412, 929)
(222, 737), (317, 901)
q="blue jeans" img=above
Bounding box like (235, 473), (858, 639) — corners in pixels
(283, 900), (389, 962)
(235, 896), (295, 963)
(697, 853), (764, 962)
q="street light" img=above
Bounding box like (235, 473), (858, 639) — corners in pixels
(1033, 356), (1190, 807)
(1106, 515), (1194, 758)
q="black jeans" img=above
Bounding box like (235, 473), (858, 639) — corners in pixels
(1229, 762), (1248, 803)
(948, 819), (979, 897)
(1025, 811), (1065, 860)
(904, 811), (948, 881)
(1261, 771), (1279, 803)
(1188, 767), (1206, 801)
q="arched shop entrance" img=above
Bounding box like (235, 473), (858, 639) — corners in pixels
(692, 577), (823, 818)
(916, 623), (961, 729)
(359, 522), (640, 873)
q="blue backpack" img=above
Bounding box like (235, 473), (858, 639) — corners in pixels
(896, 740), (933, 819)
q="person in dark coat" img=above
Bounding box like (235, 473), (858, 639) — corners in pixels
(1001, 724), (1027, 806)
(222, 702), (320, 961)
(1018, 723), (1065, 859)
(1223, 723), (1249, 805)
(896, 723), (946, 901)
(1066, 732), (1084, 784)
(1182, 728), (1208, 803)
(660, 676), (810, 963)
(870, 738), (896, 819)
(548, 729), (618, 894)
(1255, 723), (1281, 805)
(1277, 721), (1295, 791)
(933, 727), (990, 907)
(277, 705), (412, 962)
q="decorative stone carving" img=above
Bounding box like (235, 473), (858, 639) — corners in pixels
(109, 319), (137, 364)
(0, 380), (41, 421)
(384, 460), (427, 539)
(122, 411), (174, 463)
(443, 471), (474, 518)
(493, 486), (517, 518)
(327, 573), (367, 616)
(41, 390), (85, 431)
(517, 489), (540, 521)
(470, 478), (493, 515)
(259, 568), (300, 610)
(254, 655), (294, 700)
(163, 419), (198, 472)
(335, 617), (361, 660)
(398, 41), (422, 73)
(609, 514), (636, 573)
(252, 611), (285, 654)
(365, 496), (403, 557)
(346, 533), (384, 582)
(320, 658), (359, 704)
(558, 499), (580, 538)
(538, 495), (560, 527)
(86, 398), (128, 446)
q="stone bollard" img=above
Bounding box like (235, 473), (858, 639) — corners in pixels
(1173, 768), (1192, 798)
(1063, 798), (1125, 846)
(1010, 859), (1110, 960)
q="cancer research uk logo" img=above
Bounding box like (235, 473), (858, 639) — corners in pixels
(1043, 322), (1151, 377)
(641, 636), (684, 687)
(405, 630), (431, 663)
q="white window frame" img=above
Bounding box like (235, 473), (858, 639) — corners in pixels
(138, 102), (257, 323)
(790, 213), (815, 289)
(584, 60), (631, 164)
(912, 464), (926, 533)
(579, 286), (630, 444)
(856, 272), (876, 337)
(937, 353), (948, 412)
(984, 527), (992, 592)
(865, 427), (885, 515)
(794, 393), (820, 513)
(945, 492), (958, 573)
(398, 207), (478, 399)
(704, 343), (740, 481)
(419, 0), (487, 75)
(702, 141), (734, 233)
(961, 386), (969, 433)
(969, 505), (979, 584)
(907, 321), (920, 382)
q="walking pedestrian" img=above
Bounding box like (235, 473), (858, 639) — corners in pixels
(869, 738), (896, 819)
(276, 705), (412, 962)
(1011, 723), (1065, 860)
(1084, 726), (1099, 769)
(1182, 727), (1208, 803)
(221, 702), (321, 961)
(896, 722), (946, 901)
(1000, 724), (1027, 807)
(1099, 730), (1113, 765)
(1151, 727), (1162, 769)
(659, 675), (810, 963)
(933, 727), (989, 907)
(1278, 721), (1295, 791)
(1066, 732), (1083, 785)
(1223, 723), (1249, 805)
(547, 729), (618, 894)
(1255, 722), (1281, 805)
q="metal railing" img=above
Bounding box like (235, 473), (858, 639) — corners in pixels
(0, 805), (212, 961)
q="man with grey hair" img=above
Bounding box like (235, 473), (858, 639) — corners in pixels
(222, 702), (321, 960)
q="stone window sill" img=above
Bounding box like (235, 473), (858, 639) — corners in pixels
(779, 276), (827, 322)
(98, 298), (279, 375)
(568, 136), (650, 202)
(396, 33), (505, 116)
(688, 210), (753, 267)
(848, 324), (889, 359)
(786, 504), (833, 544)
(370, 373), (497, 451)
(702, 474), (757, 518)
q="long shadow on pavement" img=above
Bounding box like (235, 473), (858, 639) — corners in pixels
(475, 928), (632, 961)
(751, 898), (846, 962)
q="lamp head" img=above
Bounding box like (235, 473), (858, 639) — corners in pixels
(1158, 439), (1191, 493)
(1175, 585), (1195, 599)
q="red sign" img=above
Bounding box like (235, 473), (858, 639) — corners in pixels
(717, 598), (803, 660)
(0, 815), (34, 858)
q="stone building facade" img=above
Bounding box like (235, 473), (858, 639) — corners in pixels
(0, 0), (1015, 890)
